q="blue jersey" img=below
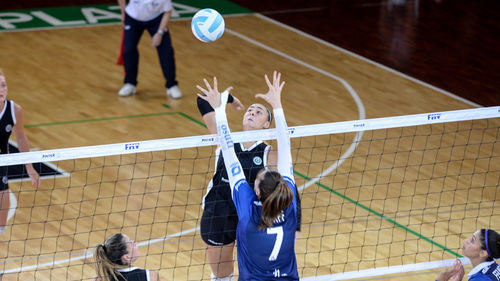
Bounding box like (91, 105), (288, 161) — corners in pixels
(214, 93), (298, 280)
(469, 262), (500, 281)
(232, 176), (299, 280)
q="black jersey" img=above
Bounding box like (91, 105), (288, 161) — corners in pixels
(0, 100), (15, 155)
(200, 141), (270, 246)
(114, 267), (149, 281)
(203, 141), (270, 207)
(0, 100), (15, 190)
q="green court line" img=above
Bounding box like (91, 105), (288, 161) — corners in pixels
(26, 106), (461, 258)
(176, 111), (462, 257)
(25, 112), (178, 128)
(162, 104), (206, 128)
(293, 170), (462, 257)
(178, 112), (462, 257)
(25, 107), (208, 130)
(177, 112), (207, 128)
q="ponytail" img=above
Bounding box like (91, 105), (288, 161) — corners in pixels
(257, 171), (294, 230)
(94, 234), (128, 281)
(480, 229), (500, 261)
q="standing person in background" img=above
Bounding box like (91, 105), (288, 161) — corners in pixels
(93, 233), (160, 281)
(0, 68), (41, 235)
(436, 229), (500, 281)
(117, 0), (182, 99)
(198, 71), (299, 280)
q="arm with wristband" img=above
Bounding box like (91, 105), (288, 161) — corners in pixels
(197, 92), (244, 134)
(152, 9), (171, 47)
(196, 78), (246, 190)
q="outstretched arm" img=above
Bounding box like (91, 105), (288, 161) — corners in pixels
(197, 78), (246, 189)
(256, 71), (294, 182)
(13, 103), (41, 188)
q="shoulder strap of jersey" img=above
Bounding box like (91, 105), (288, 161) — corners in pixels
(9, 100), (16, 125)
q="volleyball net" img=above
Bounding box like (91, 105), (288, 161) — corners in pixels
(0, 106), (499, 280)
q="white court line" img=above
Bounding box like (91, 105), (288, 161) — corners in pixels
(7, 190), (16, 222)
(5, 140), (69, 227)
(256, 13), (481, 108)
(224, 26), (366, 192)
(0, 226), (200, 274)
(228, 17), (474, 280)
(1, 19), (367, 276)
(0, 7), (484, 109)
(3, 11), (479, 278)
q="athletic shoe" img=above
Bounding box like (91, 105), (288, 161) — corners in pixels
(118, 83), (136, 97)
(167, 85), (182, 99)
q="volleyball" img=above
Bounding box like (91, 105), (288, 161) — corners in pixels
(191, 8), (225, 43)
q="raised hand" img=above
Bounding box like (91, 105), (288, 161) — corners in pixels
(255, 71), (285, 109)
(449, 259), (465, 281)
(197, 77), (233, 110)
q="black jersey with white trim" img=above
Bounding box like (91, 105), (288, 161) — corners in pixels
(203, 141), (270, 206)
(0, 100), (16, 155)
(114, 267), (149, 281)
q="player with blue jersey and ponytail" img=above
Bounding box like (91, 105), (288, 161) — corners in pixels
(197, 71), (299, 280)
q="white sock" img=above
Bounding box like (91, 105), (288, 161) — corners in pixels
(211, 272), (233, 281)
(0, 226), (6, 234)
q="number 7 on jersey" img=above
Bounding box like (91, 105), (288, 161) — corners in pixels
(266, 226), (284, 261)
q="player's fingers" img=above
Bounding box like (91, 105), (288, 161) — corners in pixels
(196, 85), (208, 94)
(203, 78), (212, 91)
(213, 77), (218, 92)
(197, 93), (208, 100)
(264, 74), (272, 88)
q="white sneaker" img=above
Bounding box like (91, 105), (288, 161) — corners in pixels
(167, 85), (182, 99)
(0, 226), (6, 235)
(118, 83), (136, 97)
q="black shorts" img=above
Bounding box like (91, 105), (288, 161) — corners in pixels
(200, 198), (238, 246)
(0, 166), (8, 191)
(200, 183), (302, 246)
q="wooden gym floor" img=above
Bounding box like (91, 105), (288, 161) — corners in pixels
(0, 1), (498, 280)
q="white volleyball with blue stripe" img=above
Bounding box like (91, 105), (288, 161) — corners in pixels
(191, 8), (225, 43)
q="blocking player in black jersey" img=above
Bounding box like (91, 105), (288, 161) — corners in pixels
(196, 74), (301, 280)
(0, 68), (40, 235)
(93, 233), (160, 281)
